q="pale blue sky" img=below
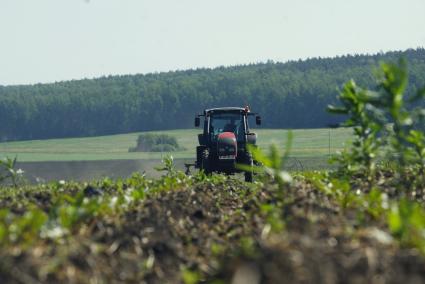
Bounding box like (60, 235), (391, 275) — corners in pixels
(1, 0), (424, 85)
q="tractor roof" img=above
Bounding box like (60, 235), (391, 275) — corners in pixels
(204, 107), (246, 114)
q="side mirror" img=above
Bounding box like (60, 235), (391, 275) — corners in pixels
(195, 117), (200, 127)
(255, 115), (262, 126)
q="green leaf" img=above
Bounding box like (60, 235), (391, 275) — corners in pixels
(388, 205), (402, 234)
(327, 105), (348, 114)
(181, 268), (200, 284)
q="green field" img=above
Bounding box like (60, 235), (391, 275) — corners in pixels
(0, 128), (353, 162)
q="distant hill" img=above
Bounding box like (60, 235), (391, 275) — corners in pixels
(1, 48), (425, 141)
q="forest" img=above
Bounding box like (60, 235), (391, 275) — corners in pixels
(1, 48), (425, 141)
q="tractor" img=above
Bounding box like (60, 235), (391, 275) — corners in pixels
(194, 106), (261, 182)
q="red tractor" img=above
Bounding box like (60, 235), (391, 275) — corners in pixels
(194, 106), (261, 182)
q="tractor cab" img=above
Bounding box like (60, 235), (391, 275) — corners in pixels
(209, 112), (244, 142)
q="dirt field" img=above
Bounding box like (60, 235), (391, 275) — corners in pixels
(0, 172), (424, 283)
(14, 157), (334, 184)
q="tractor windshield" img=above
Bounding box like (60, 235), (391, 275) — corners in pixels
(209, 112), (245, 142)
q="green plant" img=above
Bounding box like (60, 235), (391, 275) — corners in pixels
(52, 191), (112, 230)
(330, 178), (360, 210)
(241, 131), (293, 191)
(388, 199), (425, 254)
(363, 187), (387, 220)
(260, 203), (285, 232)
(237, 132), (294, 234)
(155, 155), (176, 175)
(375, 61), (425, 176)
(305, 172), (361, 211)
(181, 268), (200, 284)
(0, 157), (24, 187)
(152, 155), (195, 193)
(329, 59), (425, 189)
(328, 80), (383, 182)
(0, 207), (47, 246)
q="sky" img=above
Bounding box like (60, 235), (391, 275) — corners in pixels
(0, 0), (424, 86)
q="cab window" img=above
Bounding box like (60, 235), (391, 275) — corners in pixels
(209, 112), (245, 142)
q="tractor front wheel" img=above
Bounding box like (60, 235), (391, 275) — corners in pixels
(244, 154), (254, 182)
(201, 149), (211, 174)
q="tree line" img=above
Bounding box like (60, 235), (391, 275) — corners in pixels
(1, 48), (425, 141)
